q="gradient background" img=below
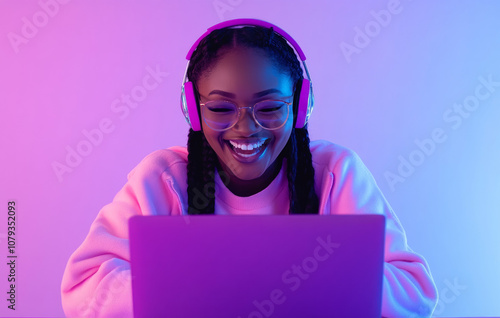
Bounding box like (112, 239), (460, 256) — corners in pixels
(1, 0), (499, 317)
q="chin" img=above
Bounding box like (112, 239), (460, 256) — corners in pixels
(234, 170), (265, 181)
(226, 162), (267, 181)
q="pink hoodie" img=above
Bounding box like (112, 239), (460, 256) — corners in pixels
(61, 140), (438, 317)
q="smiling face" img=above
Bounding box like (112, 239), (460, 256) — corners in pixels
(196, 46), (294, 195)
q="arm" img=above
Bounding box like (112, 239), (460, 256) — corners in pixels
(61, 183), (143, 317)
(324, 146), (438, 317)
(61, 150), (187, 317)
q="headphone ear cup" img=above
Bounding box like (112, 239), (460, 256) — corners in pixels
(181, 81), (201, 131)
(295, 78), (312, 128)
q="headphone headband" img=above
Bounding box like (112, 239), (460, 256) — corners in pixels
(186, 19), (306, 61)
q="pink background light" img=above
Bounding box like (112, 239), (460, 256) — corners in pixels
(1, 0), (499, 316)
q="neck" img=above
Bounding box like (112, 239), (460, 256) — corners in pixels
(217, 157), (283, 197)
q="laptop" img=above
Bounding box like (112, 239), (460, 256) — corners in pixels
(129, 214), (385, 318)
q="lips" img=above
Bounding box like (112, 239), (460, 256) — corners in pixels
(225, 138), (269, 161)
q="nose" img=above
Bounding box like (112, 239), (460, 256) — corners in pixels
(233, 107), (261, 135)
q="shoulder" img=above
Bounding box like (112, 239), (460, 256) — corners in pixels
(126, 146), (188, 181)
(309, 140), (375, 186)
(310, 140), (367, 174)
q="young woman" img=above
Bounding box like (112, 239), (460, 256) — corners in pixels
(61, 19), (438, 317)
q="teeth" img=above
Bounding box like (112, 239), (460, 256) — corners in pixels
(229, 139), (266, 151)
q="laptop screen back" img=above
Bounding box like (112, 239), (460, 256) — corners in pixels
(129, 214), (385, 318)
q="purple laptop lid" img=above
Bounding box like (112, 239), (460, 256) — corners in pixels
(129, 214), (385, 318)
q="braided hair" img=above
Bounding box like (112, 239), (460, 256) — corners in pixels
(186, 26), (319, 214)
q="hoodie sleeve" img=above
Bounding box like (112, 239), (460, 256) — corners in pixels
(314, 142), (438, 317)
(61, 149), (187, 317)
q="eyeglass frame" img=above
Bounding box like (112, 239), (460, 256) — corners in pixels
(199, 98), (294, 131)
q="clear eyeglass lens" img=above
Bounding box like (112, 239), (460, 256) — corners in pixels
(202, 100), (289, 130)
(202, 101), (238, 131)
(254, 101), (288, 129)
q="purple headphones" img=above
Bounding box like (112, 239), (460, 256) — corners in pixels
(180, 18), (314, 131)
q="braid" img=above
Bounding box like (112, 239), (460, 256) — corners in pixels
(201, 131), (217, 213)
(286, 128), (298, 213)
(285, 127), (319, 214)
(187, 129), (216, 214)
(295, 127), (319, 213)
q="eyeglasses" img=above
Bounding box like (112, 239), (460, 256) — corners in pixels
(200, 99), (293, 131)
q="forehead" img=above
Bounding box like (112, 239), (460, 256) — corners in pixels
(197, 47), (293, 98)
